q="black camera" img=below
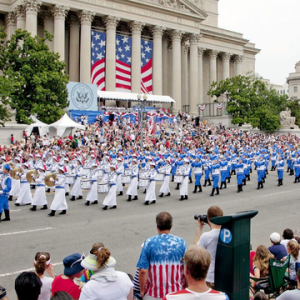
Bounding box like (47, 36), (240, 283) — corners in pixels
(0, 286), (7, 300)
(194, 214), (208, 223)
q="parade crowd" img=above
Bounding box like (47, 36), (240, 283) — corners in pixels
(1, 111), (300, 300)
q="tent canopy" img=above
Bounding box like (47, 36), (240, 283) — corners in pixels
(97, 91), (175, 103)
(48, 113), (85, 137)
(25, 116), (49, 137)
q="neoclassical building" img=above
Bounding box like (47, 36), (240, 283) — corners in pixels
(0, 0), (260, 116)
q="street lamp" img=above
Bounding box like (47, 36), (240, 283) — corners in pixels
(137, 94), (148, 149)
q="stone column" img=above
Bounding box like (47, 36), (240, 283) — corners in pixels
(104, 16), (119, 91)
(198, 48), (205, 106)
(171, 30), (183, 112)
(79, 11), (95, 84)
(53, 5), (69, 61)
(221, 52), (231, 80)
(130, 21), (144, 93)
(167, 40), (173, 100)
(162, 36), (168, 95)
(68, 15), (80, 82)
(15, 5), (26, 30)
(43, 11), (54, 51)
(24, 0), (41, 36)
(189, 34), (199, 116)
(182, 42), (188, 108)
(5, 13), (16, 40)
(152, 26), (164, 95)
(234, 55), (243, 76)
(209, 50), (219, 116)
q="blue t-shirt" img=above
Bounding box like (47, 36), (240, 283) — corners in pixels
(268, 244), (287, 260)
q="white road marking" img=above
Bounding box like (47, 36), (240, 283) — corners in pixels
(0, 262), (63, 277)
(0, 227), (52, 237)
(262, 188), (300, 197)
(9, 209), (21, 212)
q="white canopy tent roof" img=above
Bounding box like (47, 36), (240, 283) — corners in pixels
(48, 113), (85, 137)
(25, 116), (49, 137)
(97, 91), (175, 103)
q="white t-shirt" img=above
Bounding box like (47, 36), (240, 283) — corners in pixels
(197, 229), (220, 284)
(79, 271), (133, 300)
(38, 276), (53, 300)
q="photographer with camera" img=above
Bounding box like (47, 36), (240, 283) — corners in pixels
(193, 206), (223, 288)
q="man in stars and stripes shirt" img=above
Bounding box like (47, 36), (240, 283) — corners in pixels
(137, 212), (186, 300)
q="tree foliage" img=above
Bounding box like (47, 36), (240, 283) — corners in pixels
(0, 28), (69, 125)
(207, 74), (289, 132)
(286, 99), (300, 127)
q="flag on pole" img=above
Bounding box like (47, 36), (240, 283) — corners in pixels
(141, 39), (153, 94)
(216, 103), (223, 109)
(116, 34), (132, 92)
(91, 31), (106, 91)
(199, 104), (206, 111)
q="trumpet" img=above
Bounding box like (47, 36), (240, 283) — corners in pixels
(11, 167), (24, 180)
(45, 173), (57, 187)
(26, 169), (39, 183)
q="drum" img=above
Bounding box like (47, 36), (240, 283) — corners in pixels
(97, 183), (109, 193)
(82, 167), (91, 177)
(97, 169), (104, 178)
(139, 171), (148, 179)
(156, 173), (165, 181)
(174, 175), (183, 183)
(124, 169), (131, 176)
(121, 175), (131, 184)
(80, 178), (91, 190)
(66, 175), (75, 185)
(139, 179), (149, 187)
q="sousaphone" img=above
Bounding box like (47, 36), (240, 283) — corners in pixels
(26, 169), (39, 183)
(45, 173), (57, 187)
(11, 167), (24, 180)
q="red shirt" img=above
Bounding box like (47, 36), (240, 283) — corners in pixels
(52, 275), (81, 300)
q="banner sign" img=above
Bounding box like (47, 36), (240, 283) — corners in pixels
(67, 82), (98, 111)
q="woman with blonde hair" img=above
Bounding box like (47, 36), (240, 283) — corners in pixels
(33, 252), (55, 300)
(79, 243), (133, 300)
(287, 240), (300, 280)
(251, 245), (274, 287)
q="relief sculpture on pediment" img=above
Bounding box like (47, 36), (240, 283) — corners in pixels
(188, 0), (203, 8)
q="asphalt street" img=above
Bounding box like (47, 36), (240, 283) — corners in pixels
(1, 169), (299, 299)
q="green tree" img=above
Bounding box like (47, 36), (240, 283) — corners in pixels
(0, 28), (69, 124)
(287, 99), (300, 127)
(208, 74), (288, 132)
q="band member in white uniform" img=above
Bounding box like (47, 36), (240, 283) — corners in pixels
(48, 167), (68, 217)
(30, 165), (48, 211)
(179, 158), (191, 201)
(116, 157), (124, 196)
(63, 157), (70, 196)
(102, 165), (118, 210)
(15, 163), (32, 206)
(8, 156), (21, 201)
(46, 157), (59, 193)
(85, 163), (99, 206)
(159, 159), (172, 197)
(144, 162), (157, 205)
(126, 159), (139, 202)
(70, 159), (83, 201)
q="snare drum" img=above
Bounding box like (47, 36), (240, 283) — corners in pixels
(139, 171), (148, 179)
(139, 179), (149, 187)
(97, 169), (104, 178)
(156, 173), (165, 181)
(174, 175), (183, 183)
(82, 167), (91, 177)
(97, 183), (109, 193)
(124, 169), (131, 176)
(121, 175), (131, 184)
(66, 175), (75, 185)
(80, 178), (91, 190)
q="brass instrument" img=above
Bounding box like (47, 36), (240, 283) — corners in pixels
(11, 167), (24, 180)
(26, 169), (39, 183)
(45, 173), (57, 187)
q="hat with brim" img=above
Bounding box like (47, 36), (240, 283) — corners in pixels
(63, 253), (85, 276)
(81, 253), (117, 271)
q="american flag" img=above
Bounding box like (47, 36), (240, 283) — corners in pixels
(216, 103), (223, 109)
(141, 38), (153, 94)
(116, 34), (132, 92)
(91, 30), (106, 91)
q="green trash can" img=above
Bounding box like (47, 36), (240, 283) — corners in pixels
(211, 210), (258, 300)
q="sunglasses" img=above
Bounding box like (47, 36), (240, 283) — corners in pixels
(70, 254), (85, 268)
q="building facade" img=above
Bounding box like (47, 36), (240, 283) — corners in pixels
(0, 0), (260, 116)
(287, 61), (300, 100)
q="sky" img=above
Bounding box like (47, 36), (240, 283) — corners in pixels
(218, 0), (300, 85)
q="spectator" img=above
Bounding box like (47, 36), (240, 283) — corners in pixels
(15, 271), (42, 300)
(193, 205), (223, 288)
(79, 243), (133, 300)
(276, 268), (300, 299)
(162, 245), (228, 299)
(52, 253), (85, 300)
(137, 211), (187, 300)
(51, 292), (73, 300)
(286, 240), (300, 281)
(10, 134), (14, 145)
(33, 252), (55, 300)
(281, 228), (294, 249)
(253, 291), (267, 300)
(268, 232), (287, 260)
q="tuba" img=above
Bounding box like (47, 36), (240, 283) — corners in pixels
(45, 173), (57, 187)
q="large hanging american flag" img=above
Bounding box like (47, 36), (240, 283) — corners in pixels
(91, 30), (106, 91)
(116, 34), (132, 92)
(141, 38), (153, 94)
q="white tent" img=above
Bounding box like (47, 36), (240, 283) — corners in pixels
(48, 113), (85, 137)
(25, 116), (49, 137)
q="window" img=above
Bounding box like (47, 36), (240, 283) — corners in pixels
(294, 86), (298, 93)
